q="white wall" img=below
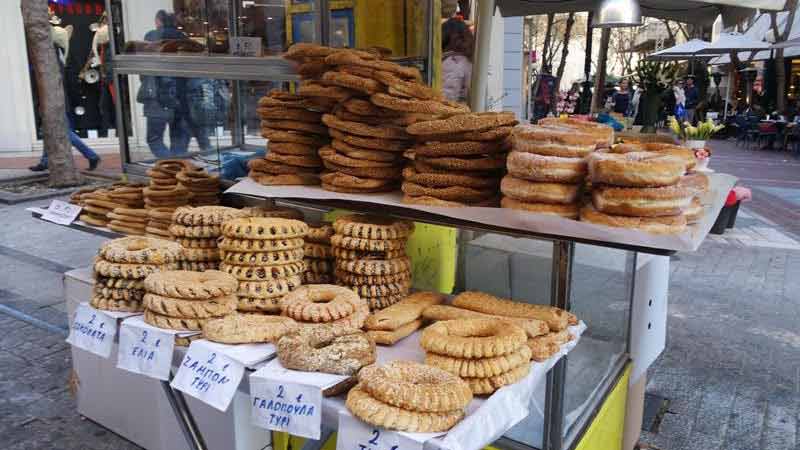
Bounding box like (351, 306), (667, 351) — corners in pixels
(486, 9), (505, 112)
(502, 16), (524, 118)
(0, 0), (37, 153)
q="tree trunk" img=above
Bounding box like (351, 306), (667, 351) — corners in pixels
(770, 1), (797, 114)
(591, 28), (612, 114)
(21, 0), (81, 187)
(541, 13), (555, 73)
(551, 13), (575, 113)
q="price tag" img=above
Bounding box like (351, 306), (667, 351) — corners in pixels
(337, 411), (422, 450)
(229, 37), (262, 57)
(66, 303), (117, 358)
(170, 341), (245, 412)
(117, 319), (175, 381)
(249, 377), (323, 439)
(42, 200), (82, 225)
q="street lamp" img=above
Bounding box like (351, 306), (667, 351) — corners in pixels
(591, 0), (642, 28)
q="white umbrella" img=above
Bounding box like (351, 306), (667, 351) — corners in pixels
(771, 36), (800, 49)
(646, 39), (719, 61)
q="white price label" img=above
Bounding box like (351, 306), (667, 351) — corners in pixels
(249, 378), (323, 439)
(42, 200), (82, 225)
(337, 411), (421, 450)
(117, 320), (175, 380)
(229, 37), (262, 57)
(66, 304), (117, 358)
(170, 341), (245, 412)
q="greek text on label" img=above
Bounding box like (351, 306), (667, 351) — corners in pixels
(181, 352), (231, 393)
(253, 384), (315, 428)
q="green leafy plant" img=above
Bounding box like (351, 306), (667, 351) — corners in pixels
(668, 116), (724, 141)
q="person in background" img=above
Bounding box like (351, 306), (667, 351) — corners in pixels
(673, 80), (686, 119)
(612, 78), (631, 116)
(684, 76), (699, 124)
(441, 17), (473, 103)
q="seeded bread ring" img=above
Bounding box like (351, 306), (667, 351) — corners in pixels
(412, 140), (509, 157)
(220, 261), (305, 281)
(421, 318), (527, 358)
(251, 172), (321, 186)
(324, 52), (421, 80)
(108, 223), (146, 236)
(363, 294), (406, 310)
(280, 284), (362, 323)
(257, 107), (323, 123)
(261, 128), (329, 146)
(331, 247), (406, 260)
(176, 260), (220, 272)
(143, 186), (190, 199)
(334, 269), (410, 285)
(297, 82), (357, 102)
(303, 243), (333, 259)
(371, 93), (469, 115)
(402, 194), (500, 208)
(176, 238), (218, 249)
(359, 361), (472, 413)
(331, 234), (407, 252)
(144, 309), (206, 331)
(148, 208), (177, 221)
(94, 276), (144, 290)
(306, 224), (334, 244)
(80, 214), (109, 226)
(346, 383), (463, 432)
(242, 206), (305, 220)
(371, 71), (440, 100)
(336, 257), (411, 275)
(172, 206), (248, 226)
(221, 249), (304, 266)
(264, 151), (322, 169)
(500, 176), (581, 204)
(333, 214), (414, 240)
(415, 155), (507, 172)
(237, 296), (282, 313)
(407, 112), (518, 136)
(341, 98), (401, 117)
(182, 247), (221, 262)
(319, 170), (397, 190)
(401, 181), (497, 203)
(321, 71), (383, 95)
(302, 272), (334, 284)
(237, 275), (302, 298)
(143, 293), (237, 319)
(218, 237), (304, 252)
(277, 324), (376, 376)
(99, 236), (183, 264)
(318, 147), (397, 168)
(348, 280), (411, 298)
(91, 296), (143, 313)
(93, 285), (145, 301)
(507, 151), (587, 183)
(94, 258), (170, 279)
(268, 142), (320, 156)
(462, 362), (531, 395)
(321, 182), (398, 194)
(143, 270), (238, 299)
(305, 259), (334, 274)
(222, 218), (309, 240)
(322, 114), (408, 140)
(402, 166), (499, 189)
(261, 119), (328, 136)
(203, 314), (299, 345)
(425, 345), (532, 378)
(322, 160), (403, 180)
(328, 129), (410, 152)
(168, 224), (222, 238)
(330, 139), (402, 162)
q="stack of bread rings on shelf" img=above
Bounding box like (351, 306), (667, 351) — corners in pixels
(678, 172), (709, 224)
(346, 361), (472, 432)
(402, 112), (518, 207)
(218, 217), (308, 315)
(279, 284), (370, 329)
(331, 214), (414, 310)
(78, 183), (146, 230)
(142, 270), (238, 332)
(144, 160), (193, 211)
(303, 223), (336, 284)
(170, 206), (248, 271)
(92, 237), (182, 313)
(176, 166), (221, 206)
(364, 291), (446, 345)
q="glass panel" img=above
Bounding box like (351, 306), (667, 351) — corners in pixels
(237, 0), (291, 54)
(113, 0), (209, 55)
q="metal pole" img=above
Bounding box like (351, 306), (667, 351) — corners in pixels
(542, 241), (574, 450)
(469, 0), (496, 112)
(161, 379), (208, 450)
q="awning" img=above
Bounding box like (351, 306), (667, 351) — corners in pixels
(496, 0), (786, 25)
(708, 11), (798, 64)
(695, 31), (772, 53)
(646, 39), (716, 60)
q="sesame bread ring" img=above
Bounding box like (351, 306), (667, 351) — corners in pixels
(588, 152), (685, 187)
(324, 51), (421, 80)
(144, 270), (238, 299)
(537, 117), (614, 146)
(168, 224), (222, 238)
(500, 197), (579, 219)
(322, 114), (408, 140)
(407, 112), (518, 136)
(306, 224), (334, 244)
(331, 234), (407, 252)
(322, 160), (403, 180)
(220, 261), (306, 281)
(175, 237), (217, 249)
(82, 205), (113, 216)
(303, 272), (334, 284)
(346, 383), (463, 432)
(335, 269), (410, 286)
(249, 159), (320, 176)
(80, 214), (109, 226)
(372, 71), (441, 100)
(261, 119), (328, 136)
(349, 280), (411, 299)
(462, 362), (531, 395)
(268, 142), (320, 157)
(265, 151), (322, 168)
(284, 43), (378, 61)
(333, 109), (405, 126)
(237, 275), (302, 298)
(331, 247), (406, 260)
(203, 314), (298, 345)
(91, 296), (143, 313)
(242, 206), (305, 220)
(99, 236), (182, 264)
(108, 222), (146, 236)
(221, 248), (305, 266)
(93, 285), (145, 301)
(415, 154), (507, 172)
(511, 125), (597, 157)
(414, 126), (514, 143)
(258, 95), (314, 110)
(685, 197), (703, 224)
(251, 172), (321, 186)
(402, 166), (499, 189)
(144, 309), (206, 331)
(218, 237), (304, 252)
(371, 93), (469, 115)
(143, 186), (190, 198)
(303, 243), (333, 259)
(94, 258), (169, 279)
(401, 181), (497, 203)
(280, 284), (362, 323)
(331, 140), (403, 162)
(359, 361), (472, 413)
(112, 207), (149, 218)
(222, 218), (308, 240)
(333, 303), (370, 328)
(261, 128), (329, 146)
(182, 247), (221, 262)
(425, 345), (532, 379)
(413, 140), (509, 157)
(176, 260), (220, 272)
(336, 257), (411, 275)
(95, 276), (145, 290)
(306, 258), (334, 274)
(297, 60), (331, 79)
(148, 207), (177, 221)
(341, 98), (403, 117)
(678, 173), (709, 195)
(420, 318), (527, 358)
(507, 151), (587, 183)
(401, 194), (500, 208)
(257, 107), (322, 123)
(277, 324), (376, 376)
(321, 71), (383, 95)
(237, 296), (282, 313)
(328, 128), (410, 152)
(333, 214), (414, 239)
(143, 293), (237, 319)
(500, 176), (581, 204)
(579, 205), (687, 234)
(172, 206), (247, 226)
(318, 147), (397, 168)
(297, 82), (356, 102)
(592, 184), (693, 217)
(320, 180), (396, 194)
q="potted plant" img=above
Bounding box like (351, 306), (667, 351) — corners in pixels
(631, 60), (678, 133)
(668, 116), (723, 170)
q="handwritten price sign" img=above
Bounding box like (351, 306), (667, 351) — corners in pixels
(171, 341), (245, 412)
(117, 319), (175, 381)
(249, 377), (322, 439)
(66, 303), (117, 358)
(42, 200), (82, 225)
(337, 411), (422, 450)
